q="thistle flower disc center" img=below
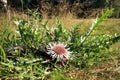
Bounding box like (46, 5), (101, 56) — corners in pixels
(52, 45), (66, 54)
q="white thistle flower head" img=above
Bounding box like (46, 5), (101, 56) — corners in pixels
(46, 42), (71, 61)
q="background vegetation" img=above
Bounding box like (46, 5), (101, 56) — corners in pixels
(0, 0), (120, 18)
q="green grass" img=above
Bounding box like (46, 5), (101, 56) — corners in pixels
(0, 9), (120, 80)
